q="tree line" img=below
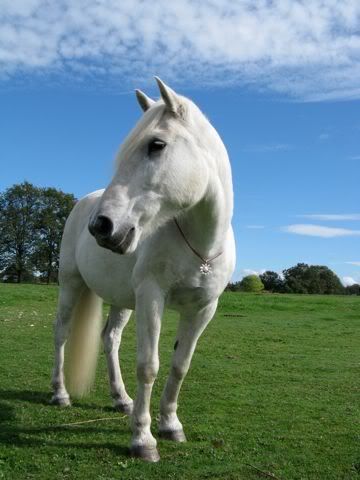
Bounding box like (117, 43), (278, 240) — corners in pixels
(1, 182), (359, 294)
(0, 182), (76, 283)
(227, 264), (360, 295)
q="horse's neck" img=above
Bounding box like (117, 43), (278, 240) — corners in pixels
(179, 167), (233, 258)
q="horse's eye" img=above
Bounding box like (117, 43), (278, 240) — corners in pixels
(148, 139), (166, 155)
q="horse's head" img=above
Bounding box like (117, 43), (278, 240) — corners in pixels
(89, 77), (220, 254)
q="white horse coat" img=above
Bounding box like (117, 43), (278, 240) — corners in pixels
(51, 78), (235, 462)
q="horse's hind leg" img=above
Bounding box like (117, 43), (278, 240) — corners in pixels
(102, 306), (133, 414)
(51, 276), (85, 406)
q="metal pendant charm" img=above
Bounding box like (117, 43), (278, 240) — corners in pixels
(200, 262), (212, 275)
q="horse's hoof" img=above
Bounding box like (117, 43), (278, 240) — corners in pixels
(114, 400), (133, 415)
(159, 429), (187, 442)
(50, 395), (71, 407)
(130, 445), (160, 462)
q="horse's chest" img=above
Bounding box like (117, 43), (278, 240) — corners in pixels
(133, 228), (234, 311)
(167, 271), (222, 310)
(168, 285), (209, 309)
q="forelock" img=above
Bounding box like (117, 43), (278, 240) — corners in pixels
(115, 103), (165, 168)
(114, 95), (213, 169)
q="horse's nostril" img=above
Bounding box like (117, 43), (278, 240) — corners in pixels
(91, 215), (113, 239)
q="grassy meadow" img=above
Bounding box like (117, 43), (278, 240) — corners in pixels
(0, 283), (359, 479)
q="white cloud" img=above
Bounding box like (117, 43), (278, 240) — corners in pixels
(1, 0), (360, 100)
(241, 268), (266, 278)
(342, 276), (358, 286)
(345, 261), (360, 266)
(243, 144), (292, 153)
(299, 214), (360, 221)
(282, 224), (360, 237)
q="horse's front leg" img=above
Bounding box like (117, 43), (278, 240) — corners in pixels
(159, 301), (218, 441)
(130, 279), (164, 462)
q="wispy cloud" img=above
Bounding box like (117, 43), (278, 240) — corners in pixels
(243, 144), (292, 153)
(345, 261), (360, 266)
(318, 133), (330, 141)
(283, 224), (360, 238)
(1, 0), (360, 100)
(241, 268), (266, 278)
(298, 214), (360, 221)
(349, 155), (360, 160)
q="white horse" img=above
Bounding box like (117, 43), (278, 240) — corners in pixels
(51, 78), (235, 462)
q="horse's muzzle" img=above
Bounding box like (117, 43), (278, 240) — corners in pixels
(88, 215), (136, 254)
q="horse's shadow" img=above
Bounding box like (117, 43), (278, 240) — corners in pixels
(0, 389), (115, 411)
(0, 389), (129, 456)
(0, 401), (15, 422)
(0, 389), (49, 406)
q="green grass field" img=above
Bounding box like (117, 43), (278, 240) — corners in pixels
(0, 284), (359, 480)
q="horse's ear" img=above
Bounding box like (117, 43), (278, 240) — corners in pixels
(135, 89), (155, 112)
(155, 77), (185, 117)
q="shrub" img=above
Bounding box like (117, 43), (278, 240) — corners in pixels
(240, 275), (264, 293)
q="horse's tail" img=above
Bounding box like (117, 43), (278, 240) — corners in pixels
(66, 288), (103, 398)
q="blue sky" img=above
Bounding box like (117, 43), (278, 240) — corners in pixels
(1, 0), (360, 284)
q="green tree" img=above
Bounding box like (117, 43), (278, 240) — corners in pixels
(345, 284), (360, 295)
(282, 263), (309, 294)
(0, 182), (40, 283)
(226, 281), (242, 292)
(0, 182), (76, 284)
(259, 271), (284, 292)
(240, 274), (264, 293)
(33, 187), (76, 283)
(283, 263), (344, 294)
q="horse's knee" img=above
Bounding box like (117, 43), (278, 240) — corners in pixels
(171, 362), (189, 381)
(137, 361), (159, 383)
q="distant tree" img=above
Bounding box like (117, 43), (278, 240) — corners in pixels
(240, 274), (264, 293)
(227, 281), (242, 292)
(283, 263), (344, 294)
(311, 265), (344, 294)
(0, 263), (37, 283)
(225, 282), (236, 291)
(259, 271), (285, 293)
(282, 263), (308, 294)
(0, 182), (40, 283)
(32, 187), (76, 284)
(345, 284), (360, 295)
(0, 182), (76, 284)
